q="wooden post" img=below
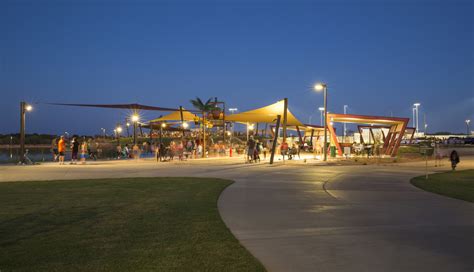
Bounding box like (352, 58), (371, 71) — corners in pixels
(270, 115), (281, 164)
(282, 98), (288, 143)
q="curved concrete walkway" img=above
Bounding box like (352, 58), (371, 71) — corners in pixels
(218, 159), (474, 272)
(0, 157), (473, 271)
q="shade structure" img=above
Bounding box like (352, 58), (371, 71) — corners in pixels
(327, 113), (409, 157)
(226, 100), (303, 126)
(148, 108), (200, 122)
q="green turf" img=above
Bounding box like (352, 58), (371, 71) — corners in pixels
(411, 169), (474, 203)
(0, 177), (265, 271)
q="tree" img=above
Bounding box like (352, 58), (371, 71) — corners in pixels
(190, 97), (216, 158)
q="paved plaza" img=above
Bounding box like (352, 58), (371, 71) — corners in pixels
(1, 157), (473, 271)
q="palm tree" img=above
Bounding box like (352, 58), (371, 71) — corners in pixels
(190, 97), (216, 158)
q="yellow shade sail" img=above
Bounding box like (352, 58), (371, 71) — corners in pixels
(226, 100), (303, 126)
(149, 108), (200, 122)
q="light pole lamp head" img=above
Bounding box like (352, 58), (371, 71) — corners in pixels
(413, 103), (421, 107)
(131, 114), (139, 122)
(116, 126), (123, 133)
(161, 123), (167, 128)
(182, 122), (189, 129)
(314, 83), (327, 92)
(318, 107), (325, 112)
(466, 119), (471, 124)
(25, 104), (33, 112)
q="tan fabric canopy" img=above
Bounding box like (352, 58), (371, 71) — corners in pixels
(149, 108), (200, 122)
(226, 100), (303, 126)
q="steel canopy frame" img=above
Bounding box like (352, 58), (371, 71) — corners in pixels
(327, 113), (409, 157)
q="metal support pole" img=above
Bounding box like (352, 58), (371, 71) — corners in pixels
(270, 115), (281, 165)
(202, 112), (206, 158)
(323, 87), (328, 161)
(179, 106), (185, 138)
(133, 122), (137, 146)
(282, 98), (288, 144)
(19, 101), (26, 164)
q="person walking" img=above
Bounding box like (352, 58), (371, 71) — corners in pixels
(280, 141), (289, 161)
(247, 136), (256, 163)
(80, 138), (88, 164)
(58, 136), (66, 165)
(450, 150), (460, 170)
(51, 137), (59, 161)
(70, 136), (80, 164)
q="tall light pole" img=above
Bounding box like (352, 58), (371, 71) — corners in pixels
(101, 128), (106, 138)
(315, 83), (328, 161)
(343, 105), (348, 142)
(412, 107), (416, 128)
(413, 103), (420, 133)
(126, 122), (130, 137)
(131, 114), (139, 146)
(19, 102), (33, 164)
(466, 119), (471, 136)
(247, 123), (254, 142)
(318, 107), (325, 126)
(116, 125), (122, 146)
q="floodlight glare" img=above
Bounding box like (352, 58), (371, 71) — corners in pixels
(25, 104), (33, 111)
(182, 122), (189, 128)
(318, 107), (325, 111)
(116, 126), (123, 133)
(161, 123), (167, 128)
(314, 83), (326, 91)
(131, 114), (139, 122)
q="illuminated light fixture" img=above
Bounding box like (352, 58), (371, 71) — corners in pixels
(226, 131), (231, 136)
(318, 107), (325, 111)
(314, 83), (326, 92)
(182, 122), (189, 129)
(25, 104), (33, 111)
(116, 126), (123, 133)
(131, 114), (139, 122)
(248, 124), (255, 130)
(126, 122), (130, 127)
(161, 123), (167, 128)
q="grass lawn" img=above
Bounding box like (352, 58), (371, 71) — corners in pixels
(0, 177), (265, 271)
(411, 169), (474, 203)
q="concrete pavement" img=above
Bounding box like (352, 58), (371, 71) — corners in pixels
(0, 157), (473, 271)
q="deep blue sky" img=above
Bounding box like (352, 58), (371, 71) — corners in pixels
(1, 0), (473, 135)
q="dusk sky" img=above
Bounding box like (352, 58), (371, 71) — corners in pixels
(1, 0), (472, 135)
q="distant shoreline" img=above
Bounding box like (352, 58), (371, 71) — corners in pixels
(0, 145), (50, 149)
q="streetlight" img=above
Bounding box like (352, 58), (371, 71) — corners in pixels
(413, 103), (420, 133)
(101, 128), (106, 138)
(229, 108), (238, 114)
(19, 101), (33, 164)
(466, 119), (471, 136)
(126, 122), (131, 137)
(247, 123), (255, 141)
(182, 122), (189, 129)
(160, 122), (166, 147)
(131, 114), (139, 146)
(318, 107), (325, 126)
(314, 83), (328, 161)
(116, 125), (123, 146)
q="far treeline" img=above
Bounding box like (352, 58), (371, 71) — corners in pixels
(0, 134), (98, 145)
